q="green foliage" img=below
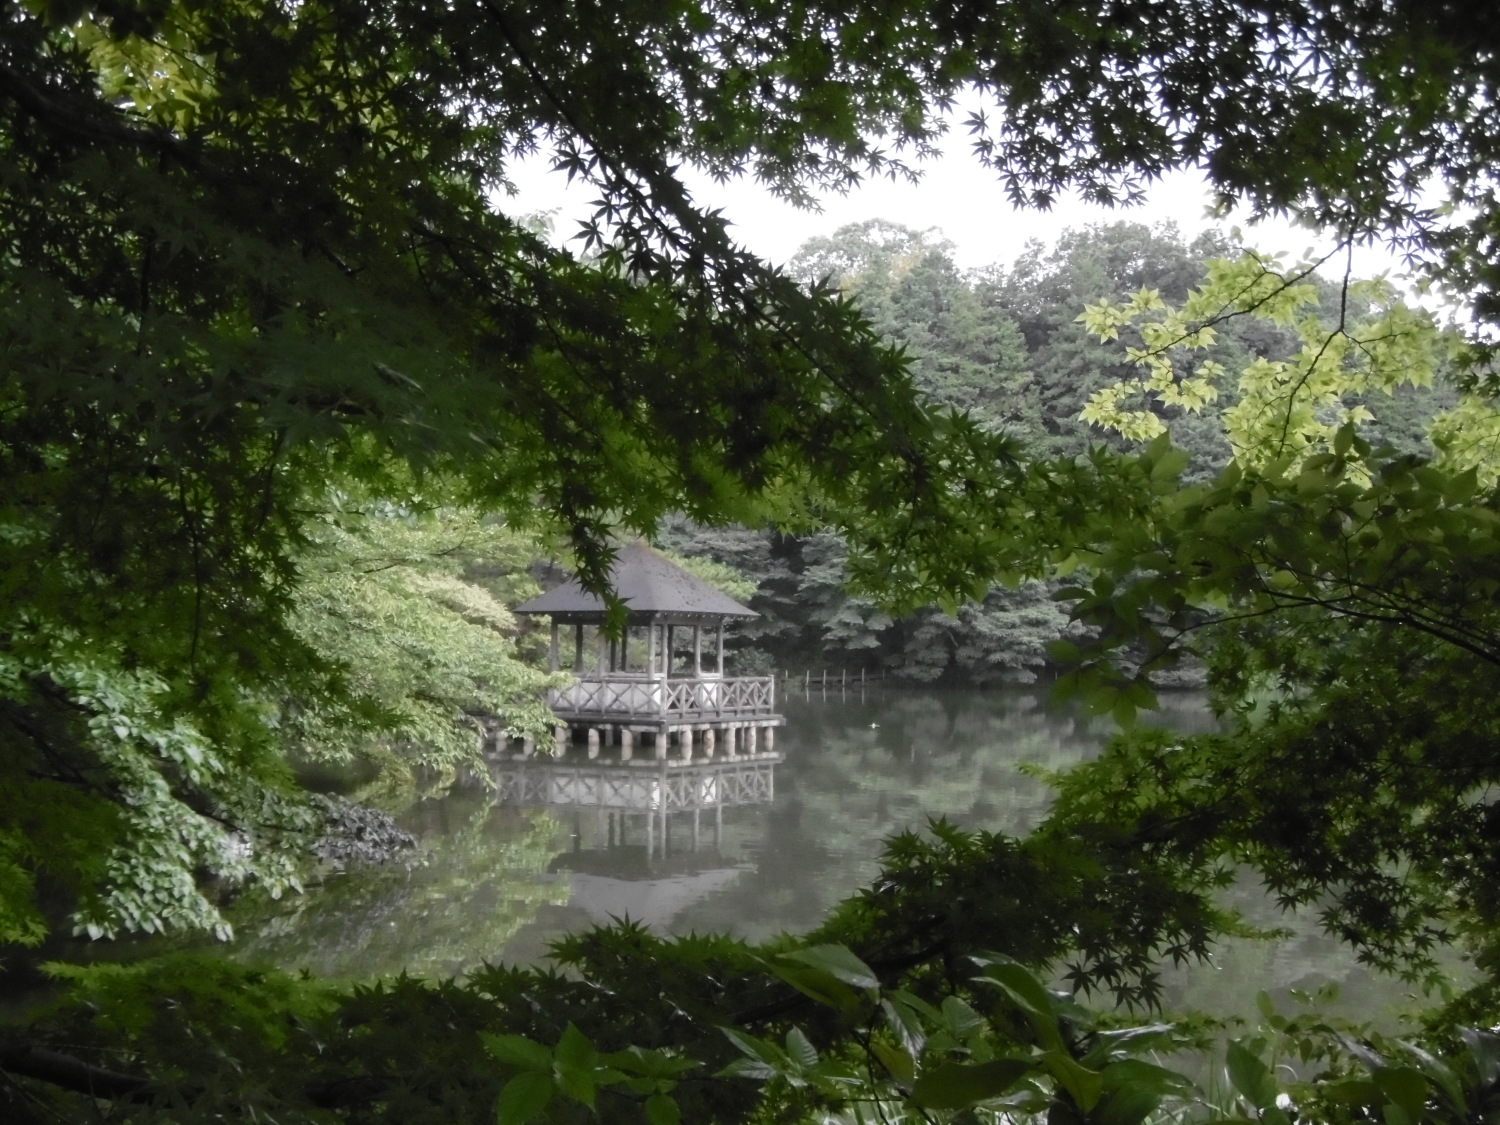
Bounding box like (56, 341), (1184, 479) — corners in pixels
(481, 1023), (696, 1125)
(789, 220), (1037, 436)
(0, 939), (1287, 1125)
(895, 583), (1079, 685)
(16, 928), (1500, 1125)
(7, 3), (1500, 1123)
(2, 0), (1030, 941)
(1078, 253), (1461, 474)
(982, 223), (1254, 467)
(0, 486), (564, 943)
(41, 954), (337, 1049)
(0, 641), (317, 943)
(285, 501), (563, 769)
(674, 223), (1311, 682)
(1011, 255), (1500, 1003)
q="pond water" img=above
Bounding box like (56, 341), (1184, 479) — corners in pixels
(209, 686), (1438, 1024)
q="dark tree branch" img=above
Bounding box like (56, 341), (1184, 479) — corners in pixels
(0, 63), (191, 161)
(0, 1044), (153, 1103)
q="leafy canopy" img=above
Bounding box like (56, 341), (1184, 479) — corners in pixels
(8, 2), (1500, 1120)
(4, 0), (1500, 1057)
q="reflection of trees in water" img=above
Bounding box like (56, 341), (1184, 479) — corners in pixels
(216, 690), (1237, 983)
(674, 688), (1131, 940)
(780, 687), (1119, 834)
(210, 690), (1419, 1024)
(225, 797), (566, 980)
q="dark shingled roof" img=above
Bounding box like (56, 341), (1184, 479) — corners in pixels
(514, 542), (757, 619)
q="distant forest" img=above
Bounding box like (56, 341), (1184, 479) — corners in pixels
(656, 219), (1457, 686)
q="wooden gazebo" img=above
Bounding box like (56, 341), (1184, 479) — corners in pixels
(512, 542), (783, 760)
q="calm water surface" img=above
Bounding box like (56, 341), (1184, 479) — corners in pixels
(220, 686), (1438, 1024)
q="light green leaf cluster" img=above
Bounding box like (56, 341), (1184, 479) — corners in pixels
(1427, 393), (1500, 480)
(1077, 254), (1493, 478)
(70, 2), (218, 134)
(284, 504), (565, 772)
(1079, 288), (1224, 441)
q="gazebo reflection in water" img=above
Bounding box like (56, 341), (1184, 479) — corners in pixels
(492, 756), (775, 862)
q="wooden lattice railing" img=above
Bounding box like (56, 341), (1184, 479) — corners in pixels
(546, 675), (776, 719)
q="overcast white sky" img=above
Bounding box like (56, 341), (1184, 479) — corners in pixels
(506, 140), (1413, 284)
